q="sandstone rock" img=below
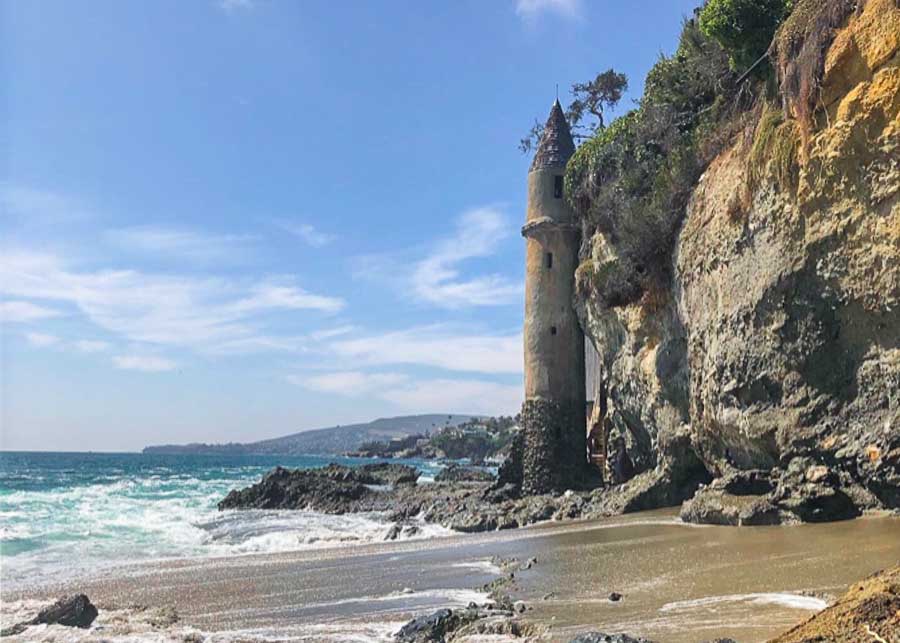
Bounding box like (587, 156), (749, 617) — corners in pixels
(573, 0), (900, 525)
(769, 565), (900, 642)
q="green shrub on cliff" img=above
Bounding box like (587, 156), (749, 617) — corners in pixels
(699, 0), (794, 71)
(566, 16), (744, 307)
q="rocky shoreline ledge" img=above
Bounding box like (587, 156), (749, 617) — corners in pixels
(218, 435), (898, 535)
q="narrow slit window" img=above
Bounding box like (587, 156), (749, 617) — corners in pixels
(545, 252), (553, 269)
(553, 175), (564, 199)
(550, 326), (557, 336)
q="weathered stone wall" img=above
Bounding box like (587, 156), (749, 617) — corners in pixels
(521, 397), (587, 494)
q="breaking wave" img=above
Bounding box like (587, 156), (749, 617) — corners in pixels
(0, 452), (449, 590)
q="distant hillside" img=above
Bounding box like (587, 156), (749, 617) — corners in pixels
(142, 414), (475, 456)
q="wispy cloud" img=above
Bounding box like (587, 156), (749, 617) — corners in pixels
(275, 220), (336, 248)
(25, 332), (60, 347)
(328, 325), (522, 374)
(310, 325), (357, 341)
(113, 354), (178, 372)
(74, 340), (111, 353)
(291, 370), (521, 416)
(354, 206), (522, 309)
(515, 0), (582, 20)
(105, 226), (256, 264)
(1, 300), (63, 323)
(0, 248), (344, 355)
(411, 207), (522, 308)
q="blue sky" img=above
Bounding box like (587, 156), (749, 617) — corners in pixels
(1, 0), (697, 451)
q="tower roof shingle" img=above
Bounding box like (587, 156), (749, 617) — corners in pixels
(530, 99), (576, 172)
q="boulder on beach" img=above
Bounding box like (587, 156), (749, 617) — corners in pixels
(1, 594), (99, 637)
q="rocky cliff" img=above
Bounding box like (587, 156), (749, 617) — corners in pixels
(575, 0), (899, 523)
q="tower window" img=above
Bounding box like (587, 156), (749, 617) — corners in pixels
(545, 252), (553, 269)
(550, 326), (557, 335)
(553, 175), (564, 199)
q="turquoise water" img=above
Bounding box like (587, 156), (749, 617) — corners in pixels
(0, 451), (449, 590)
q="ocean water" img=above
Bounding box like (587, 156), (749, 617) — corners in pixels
(0, 451), (450, 590)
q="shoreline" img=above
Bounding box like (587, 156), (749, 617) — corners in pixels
(4, 509), (899, 642)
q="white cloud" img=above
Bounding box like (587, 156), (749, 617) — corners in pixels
(74, 340), (111, 353)
(291, 370), (521, 416)
(356, 206), (523, 309)
(515, 0), (582, 20)
(412, 206), (522, 308)
(106, 226), (255, 263)
(329, 325), (523, 374)
(113, 355), (178, 372)
(0, 300), (63, 323)
(275, 221), (336, 248)
(25, 332), (60, 347)
(0, 249), (344, 354)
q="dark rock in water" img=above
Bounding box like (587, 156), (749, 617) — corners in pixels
(569, 633), (654, 643)
(394, 607), (456, 642)
(384, 520), (420, 541)
(435, 463), (495, 483)
(1, 594), (99, 636)
(36, 595), (99, 628)
(394, 604), (512, 642)
(358, 462), (419, 486)
(217, 466), (374, 513)
(319, 462), (419, 486)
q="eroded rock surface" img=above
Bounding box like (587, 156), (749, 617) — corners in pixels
(575, 0), (900, 524)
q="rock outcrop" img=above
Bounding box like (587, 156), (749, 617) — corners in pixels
(435, 464), (496, 483)
(575, 0), (900, 524)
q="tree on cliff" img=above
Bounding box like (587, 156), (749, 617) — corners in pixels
(520, 69), (628, 153)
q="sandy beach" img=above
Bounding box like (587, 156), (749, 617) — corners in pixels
(4, 509), (899, 642)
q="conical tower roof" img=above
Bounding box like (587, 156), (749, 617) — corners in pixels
(530, 99), (576, 172)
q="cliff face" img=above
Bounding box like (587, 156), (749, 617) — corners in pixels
(578, 0), (900, 521)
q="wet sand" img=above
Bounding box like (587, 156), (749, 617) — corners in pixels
(4, 510), (899, 642)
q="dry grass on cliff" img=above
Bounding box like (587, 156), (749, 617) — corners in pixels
(774, 0), (862, 146)
(749, 102), (801, 192)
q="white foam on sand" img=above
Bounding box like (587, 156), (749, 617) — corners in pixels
(660, 592), (828, 613)
(451, 558), (504, 575)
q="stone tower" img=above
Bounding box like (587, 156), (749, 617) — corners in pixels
(520, 99), (586, 495)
